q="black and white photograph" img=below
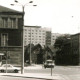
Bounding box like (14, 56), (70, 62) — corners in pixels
(0, 0), (80, 80)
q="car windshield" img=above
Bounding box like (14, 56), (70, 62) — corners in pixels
(46, 61), (52, 63)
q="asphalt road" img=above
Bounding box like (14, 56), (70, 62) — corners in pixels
(0, 65), (80, 80)
(24, 65), (80, 80)
(24, 65), (80, 74)
(53, 66), (80, 80)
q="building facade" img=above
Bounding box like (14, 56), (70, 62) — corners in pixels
(24, 26), (51, 47)
(51, 33), (61, 46)
(71, 33), (80, 65)
(0, 5), (23, 65)
(45, 29), (51, 46)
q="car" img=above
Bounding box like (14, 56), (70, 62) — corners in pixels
(44, 60), (55, 68)
(0, 64), (20, 73)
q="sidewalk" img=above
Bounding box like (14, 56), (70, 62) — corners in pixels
(0, 73), (65, 80)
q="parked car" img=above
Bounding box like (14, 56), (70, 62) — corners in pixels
(0, 64), (20, 73)
(44, 60), (55, 68)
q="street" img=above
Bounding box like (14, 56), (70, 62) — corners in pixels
(24, 65), (80, 80)
(0, 65), (80, 80)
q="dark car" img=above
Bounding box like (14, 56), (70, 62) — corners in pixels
(44, 60), (55, 68)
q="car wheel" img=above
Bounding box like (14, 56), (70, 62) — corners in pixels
(14, 70), (18, 73)
(1, 70), (4, 73)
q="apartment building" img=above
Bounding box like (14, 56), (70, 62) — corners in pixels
(24, 26), (51, 47)
(51, 33), (61, 46)
(45, 28), (51, 46)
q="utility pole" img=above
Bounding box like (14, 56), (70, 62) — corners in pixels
(11, 0), (37, 74)
(30, 27), (32, 65)
(6, 37), (8, 73)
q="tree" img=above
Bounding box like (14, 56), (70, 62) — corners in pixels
(31, 44), (43, 64)
(54, 34), (71, 50)
(24, 43), (54, 64)
(24, 44), (34, 63)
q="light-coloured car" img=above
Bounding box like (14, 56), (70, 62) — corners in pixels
(0, 64), (20, 73)
(44, 60), (55, 68)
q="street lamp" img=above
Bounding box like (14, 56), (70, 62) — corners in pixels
(11, 0), (37, 74)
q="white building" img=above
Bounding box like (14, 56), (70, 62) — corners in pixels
(24, 26), (51, 47)
(51, 33), (62, 46)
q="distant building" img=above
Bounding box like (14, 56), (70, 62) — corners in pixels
(45, 28), (51, 46)
(0, 5), (23, 65)
(51, 33), (62, 46)
(24, 26), (51, 47)
(71, 33), (80, 65)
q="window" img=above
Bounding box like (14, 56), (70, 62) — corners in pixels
(2, 17), (17, 29)
(10, 18), (16, 28)
(1, 33), (8, 47)
(2, 18), (8, 28)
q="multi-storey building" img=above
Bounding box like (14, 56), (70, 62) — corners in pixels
(45, 28), (51, 46)
(51, 33), (62, 46)
(0, 5), (23, 65)
(24, 26), (51, 47)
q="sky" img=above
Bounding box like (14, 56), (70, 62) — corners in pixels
(0, 0), (80, 34)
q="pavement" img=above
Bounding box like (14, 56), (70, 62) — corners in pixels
(0, 64), (66, 80)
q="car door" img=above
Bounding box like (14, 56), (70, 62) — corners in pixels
(6, 64), (13, 72)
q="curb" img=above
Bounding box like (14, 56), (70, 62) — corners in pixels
(0, 73), (65, 80)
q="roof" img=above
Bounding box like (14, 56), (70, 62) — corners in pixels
(25, 26), (41, 28)
(0, 5), (22, 13)
(71, 33), (80, 36)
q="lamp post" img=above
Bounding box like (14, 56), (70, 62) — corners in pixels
(5, 36), (8, 73)
(11, 0), (37, 74)
(30, 27), (32, 65)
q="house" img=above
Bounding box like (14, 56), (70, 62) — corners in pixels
(0, 5), (23, 65)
